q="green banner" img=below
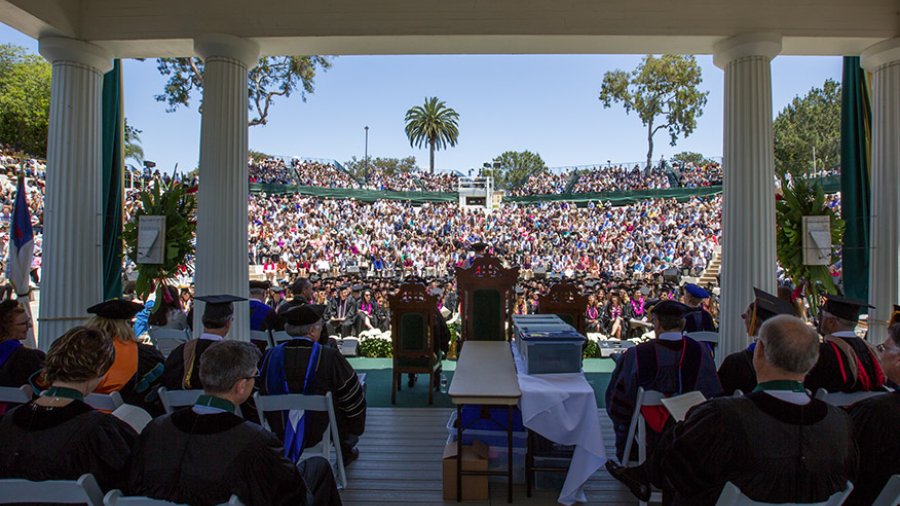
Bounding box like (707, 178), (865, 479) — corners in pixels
(251, 178), (839, 206)
(839, 56), (871, 302)
(101, 60), (124, 300)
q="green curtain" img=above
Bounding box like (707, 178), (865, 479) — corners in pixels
(101, 60), (124, 300)
(839, 56), (871, 302)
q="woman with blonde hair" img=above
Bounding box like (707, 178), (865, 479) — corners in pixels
(0, 326), (137, 491)
(86, 299), (165, 415)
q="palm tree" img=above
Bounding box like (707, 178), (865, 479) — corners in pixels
(124, 118), (144, 166)
(404, 97), (460, 174)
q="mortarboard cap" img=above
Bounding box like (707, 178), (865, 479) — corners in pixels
(351, 284), (364, 292)
(650, 300), (692, 318)
(271, 284), (285, 293)
(684, 283), (710, 299)
(820, 294), (873, 322)
(249, 280), (271, 291)
(196, 294), (246, 321)
(339, 283), (350, 290)
(283, 304), (326, 326)
(471, 241), (488, 251)
(87, 299), (144, 320)
(752, 287), (795, 321)
(308, 275), (320, 283)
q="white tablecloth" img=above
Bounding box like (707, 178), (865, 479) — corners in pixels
(511, 343), (607, 505)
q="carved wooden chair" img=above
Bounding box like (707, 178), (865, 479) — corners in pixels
(538, 282), (588, 335)
(388, 283), (441, 405)
(455, 256), (519, 343)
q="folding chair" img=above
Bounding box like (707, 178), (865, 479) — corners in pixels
(157, 387), (244, 418)
(85, 391), (124, 411)
(813, 388), (887, 408)
(686, 331), (719, 356)
(0, 473), (104, 506)
(0, 384), (32, 404)
(103, 490), (245, 506)
(622, 387), (665, 506)
(250, 330), (270, 350)
(253, 391), (347, 489)
(716, 480), (853, 505)
(148, 328), (190, 358)
(873, 474), (900, 506)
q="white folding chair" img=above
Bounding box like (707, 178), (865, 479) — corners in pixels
(814, 388), (887, 407)
(0, 473), (104, 505)
(85, 391), (124, 411)
(253, 391), (347, 489)
(686, 331), (719, 345)
(873, 474), (900, 506)
(250, 330), (270, 349)
(149, 328), (190, 358)
(104, 490), (245, 506)
(157, 387), (204, 415)
(622, 387), (665, 506)
(716, 480), (853, 505)
(0, 384), (32, 404)
(271, 330), (292, 345)
(157, 387), (243, 418)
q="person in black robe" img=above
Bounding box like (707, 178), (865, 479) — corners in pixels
(607, 315), (857, 505)
(845, 323), (900, 506)
(325, 284), (357, 337)
(0, 326), (137, 492)
(606, 300), (721, 461)
(86, 299), (166, 416)
(806, 295), (886, 393)
(163, 294), (246, 390)
(681, 283), (716, 333)
(264, 277), (314, 332)
(0, 300), (43, 391)
(717, 287), (796, 395)
(127, 340), (341, 506)
(259, 304), (366, 464)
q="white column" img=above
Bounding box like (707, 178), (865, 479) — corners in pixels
(193, 34), (259, 341)
(862, 38), (900, 342)
(714, 33), (782, 361)
(37, 38), (112, 351)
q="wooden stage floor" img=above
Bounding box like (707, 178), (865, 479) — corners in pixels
(340, 407), (636, 506)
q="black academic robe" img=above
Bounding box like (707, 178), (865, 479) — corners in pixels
(651, 393), (857, 506)
(0, 400), (137, 492)
(717, 347), (756, 396)
(162, 338), (217, 390)
(0, 345), (44, 387)
(846, 391), (900, 506)
(325, 296), (357, 337)
(259, 339), (366, 449)
(127, 409), (311, 506)
(805, 334), (885, 393)
(119, 343), (165, 416)
(683, 307), (716, 333)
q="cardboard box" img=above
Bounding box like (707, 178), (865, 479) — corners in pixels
(442, 439), (490, 500)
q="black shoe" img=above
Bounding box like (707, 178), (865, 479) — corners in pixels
(605, 460), (651, 502)
(342, 447), (360, 466)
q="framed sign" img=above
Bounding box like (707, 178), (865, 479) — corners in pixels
(137, 215), (166, 265)
(802, 216), (831, 266)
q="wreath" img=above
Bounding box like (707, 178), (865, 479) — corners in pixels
(123, 180), (197, 302)
(775, 176), (844, 317)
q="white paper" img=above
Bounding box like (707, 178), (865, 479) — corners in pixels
(111, 404), (153, 433)
(660, 391), (707, 422)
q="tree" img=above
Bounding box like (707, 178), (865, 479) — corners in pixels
(124, 119), (144, 166)
(672, 151), (708, 166)
(404, 97), (460, 174)
(0, 45), (51, 156)
(344, 156), (418, 180)
(248, 149), (272, 163)
(155, 55), (333, 127)
(774, 79), (841, 178)
(483, 150), (547, 190)
(599, 55), (708, 170)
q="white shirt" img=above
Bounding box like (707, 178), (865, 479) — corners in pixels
(200, 332), (224, 342)
(657, 331), (683, 342)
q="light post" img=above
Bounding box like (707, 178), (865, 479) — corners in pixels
(364, 126), (369, 181)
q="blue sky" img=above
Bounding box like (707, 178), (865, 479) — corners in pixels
(2, 23), (842, 174)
